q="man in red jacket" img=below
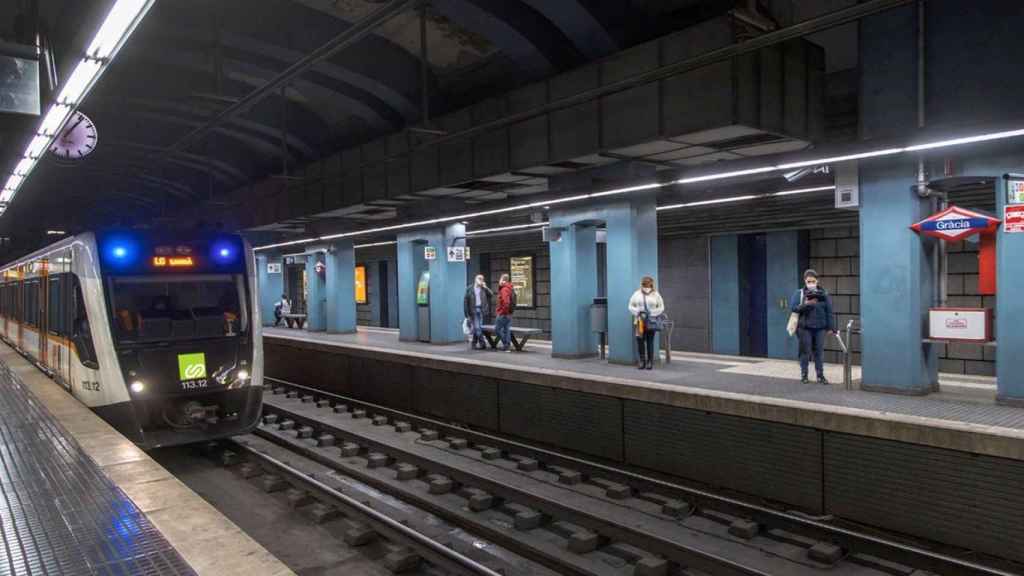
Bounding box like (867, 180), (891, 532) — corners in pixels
(495, 274), (516, 351)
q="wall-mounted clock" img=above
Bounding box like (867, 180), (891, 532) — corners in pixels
(49, 111), (98, 160)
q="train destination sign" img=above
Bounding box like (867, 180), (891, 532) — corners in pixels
(910, 205), (1000, 242)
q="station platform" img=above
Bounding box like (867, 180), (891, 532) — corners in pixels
(0, 343), (293, 576)
(264, 326), (1023, 461)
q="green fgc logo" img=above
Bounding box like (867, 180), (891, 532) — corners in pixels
(178, 353), (207, 380)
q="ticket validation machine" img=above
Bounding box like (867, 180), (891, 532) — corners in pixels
(416, 271), (430, 342)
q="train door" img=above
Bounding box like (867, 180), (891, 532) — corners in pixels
(38, 266), (48, 366)
(48, 274), (71, 389)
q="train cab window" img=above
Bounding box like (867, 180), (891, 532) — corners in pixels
(48, 276), (66, 336)
(71, 277), (98, 368)
(109, 274), (246, 344)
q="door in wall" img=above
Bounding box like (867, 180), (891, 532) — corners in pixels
(738, 233), (768, 357)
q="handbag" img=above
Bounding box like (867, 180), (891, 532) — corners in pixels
(462, 318), (472, 336)
(786, 289), (803, 337)
(643, 293), (665, 332)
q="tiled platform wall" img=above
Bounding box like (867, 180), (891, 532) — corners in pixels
(808, 226), (993, 376)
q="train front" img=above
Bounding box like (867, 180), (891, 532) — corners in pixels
(98, 231), (263, 448)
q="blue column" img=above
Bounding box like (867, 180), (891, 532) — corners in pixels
(606, 196), (658, 364)
(549, 223), (598, 358)
(428, 224), (468, 344)
(396, 225), (467, 343)
(256, 254), (283, 327)
(996, 175), (1024, 405)
(305, 252), (326, 332)
(326, 240), (356, 334)
(859, 158), (936, 394)
(766, 231), (800, 359)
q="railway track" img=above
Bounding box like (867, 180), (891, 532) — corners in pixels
(219, 435), (553, 576)
(255, 376), (1021, 576)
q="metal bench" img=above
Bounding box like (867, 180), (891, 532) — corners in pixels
(477, 324), (544, 351)
(281, 313), (307, 329)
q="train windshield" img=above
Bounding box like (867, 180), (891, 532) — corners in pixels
(109, 274), (248, 344)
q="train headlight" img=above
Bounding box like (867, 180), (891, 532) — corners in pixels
(130, 380), (145, 393)
(236, 370), (249, 381)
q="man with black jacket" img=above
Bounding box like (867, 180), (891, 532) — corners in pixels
(464, 274), (493, 350)
(789, 269), (836, 385)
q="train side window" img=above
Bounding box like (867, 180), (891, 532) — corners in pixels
(70, 277), (98, 369)
(24, 281), (38, 327)
(48, 276), (63, 336)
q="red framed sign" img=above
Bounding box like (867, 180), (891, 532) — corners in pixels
(911, 205), (1000, 242)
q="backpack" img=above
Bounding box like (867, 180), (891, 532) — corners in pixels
(508, 286), (517, 314)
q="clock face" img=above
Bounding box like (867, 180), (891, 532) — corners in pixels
(49, 111), (97, 160)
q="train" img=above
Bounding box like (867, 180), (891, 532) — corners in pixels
(0, 229), (263, 448)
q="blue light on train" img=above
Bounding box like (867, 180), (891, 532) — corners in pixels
(103, 235), (139, 267)
(210, 240), (238, 265)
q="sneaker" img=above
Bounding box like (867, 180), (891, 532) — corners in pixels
(800, 377), (810, 385)
(817, 376), (829, 386)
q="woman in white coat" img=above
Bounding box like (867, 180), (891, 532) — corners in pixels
(628, 276), (665, 370)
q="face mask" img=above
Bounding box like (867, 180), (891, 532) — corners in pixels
(806, 282), (817, 290)
(642, 287), (652, 294)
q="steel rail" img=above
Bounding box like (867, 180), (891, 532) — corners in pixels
(264, 375), (1020, 576)
(231, 437), (504, 576)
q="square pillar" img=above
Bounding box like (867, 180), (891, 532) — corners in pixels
(605, 197), (658, 365)
(396, 224), (467, 344)
(326, 240), (356, 334)
(549, 223), (598, 358)
(256, 254), (283, 327)
(305, 252), (327, 332)
(859, 158), (937, 394)
(996, 175), (1024, 404)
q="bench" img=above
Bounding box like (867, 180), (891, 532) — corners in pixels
(477, 324), (544, 351)
(280, 313), (307, 329)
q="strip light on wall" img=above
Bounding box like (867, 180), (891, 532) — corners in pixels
(0, 0), (154, 216)
(657, 185), (835, 211)
(254, 126), (1024, 251)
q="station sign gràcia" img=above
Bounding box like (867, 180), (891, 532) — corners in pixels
(910, 205), (1001, 242)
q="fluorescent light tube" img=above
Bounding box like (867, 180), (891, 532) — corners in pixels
(87, 0), (151, 59)
(13, 159), (33, 177)
(0, 189), (15, 203)
(39, 104), (72, 136)
(26, 135), (51, 158)
(354, 241), (397, 249)
(904, 128), (1024, 152)
(676, 166), (777, 185)
(771, 185), (836, 196)
(467, 222), (547, 235)
(777, 148), (905, 170)
(57, 59), (102, 105)
(4, 175), (24, 191)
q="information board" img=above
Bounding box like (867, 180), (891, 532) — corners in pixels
(354, 265), (366, 304)
(1006, 204), (1024, 233)
(1009, 179), (1024, 205)
(424, 246), (436, 260)
(267, 263), (281, 274)
(509, 256), (534, 308)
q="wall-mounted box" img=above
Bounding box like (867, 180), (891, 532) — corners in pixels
(928, 308), (992, 342)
